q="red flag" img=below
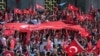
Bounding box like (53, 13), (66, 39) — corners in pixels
(76, 13), (85, 21)
(29, 6), (33, 15)
(92, 46), (100, 55)
(23, 9), (29, 14)
(74, 7), (79, 11)
(62, 41), (67, 52)
(92, 39), (100, 55)
(68, 4), (78, 11)
(35, 35), (39, 44)
(10, 38), (16, 50)
(68, 4), (74, 11)
(86, 41), (93, 53)
(14, 8), (22, 14)
(4, 50), (14, 56)
(85, 13), (94, 21)
(29, 6), (32, 12)
(4, 29), (14, 36)
(79, 30), (89, 37)
(46, 38), (51, 51)
(66, 39), (84, 56)
(9, 12), (13, 20)
(36, 4), (44, 10)
(97, 39), (100, 48)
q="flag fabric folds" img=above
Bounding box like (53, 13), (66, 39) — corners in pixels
(4, 21), (89, 37)
(4, 29), (14, 36)
(85, 13), (94, 21)
(96, 39), (100, 48)
(66, 39), (84, 56)
(68, 4), (78, 11)
(4, 50), (14, 56)
(36, 4), (44, 10)
(14, 8), (22, 14)
(86, 41), (93, 53)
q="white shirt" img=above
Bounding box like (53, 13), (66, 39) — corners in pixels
(54, 38), (58, 45)
(50, 42), (53, 52)
(58, 40), (62, 45)
(1, 37), (6, 46)
(39, 42), (47, 52)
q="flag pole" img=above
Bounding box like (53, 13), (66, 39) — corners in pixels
(33, 0), (36, 10)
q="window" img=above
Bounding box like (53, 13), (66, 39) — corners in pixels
(44, 0), (57, 11)
(0, 0), (6, 10)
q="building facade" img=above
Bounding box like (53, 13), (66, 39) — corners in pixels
(0, 0), (100, 12)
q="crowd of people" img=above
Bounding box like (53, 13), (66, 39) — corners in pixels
(0, 4), (100, 56)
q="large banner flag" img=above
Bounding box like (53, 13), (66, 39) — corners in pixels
(66, 39), (84, 56)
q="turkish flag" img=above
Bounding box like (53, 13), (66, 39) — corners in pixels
(66, 39), (84, 56)
(86, 41), (93, 53)
(85, 13), (94, 21)
(23, 9), (30, 14)
(76, 13), (85, 22)
(62, 41), (67, 52)
(68, 4), (74, 11)
(97, 39), (100, 48)
(92, 46), (100, 55)
(90, 39), (100, 55)
(46, 38), (51, 51)
(4, 50), (14, 56)
(10, 38), (16, 50)
(79, 30), (89, 37)
(14, 8), (22, 14)
(36, 4), (44, 10)
(68, 4), (78, 11)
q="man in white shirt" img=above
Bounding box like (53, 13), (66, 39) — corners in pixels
(0, 35), (6, 47)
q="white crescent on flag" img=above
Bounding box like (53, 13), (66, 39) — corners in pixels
(20, 25), (28, 28)
(6, 53), (11, 56)
(69, 46), (78, 53)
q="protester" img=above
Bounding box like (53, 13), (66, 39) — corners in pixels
(0, 3), (100, 56)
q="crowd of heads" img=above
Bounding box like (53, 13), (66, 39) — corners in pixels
(0, 4), (100, 56)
